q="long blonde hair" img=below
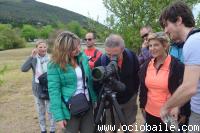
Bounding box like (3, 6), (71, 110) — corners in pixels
(51, 31), (80, 71)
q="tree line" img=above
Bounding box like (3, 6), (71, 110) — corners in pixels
(0, 20), (110, 51)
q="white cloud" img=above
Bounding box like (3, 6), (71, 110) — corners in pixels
(36, 0), (108, 24)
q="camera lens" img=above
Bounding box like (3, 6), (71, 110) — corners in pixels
(92, 68), (103, 81)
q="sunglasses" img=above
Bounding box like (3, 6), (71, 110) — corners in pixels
(141, 33), (149, 39)
(84, 38), (93, 41)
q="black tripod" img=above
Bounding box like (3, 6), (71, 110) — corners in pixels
(94, 87), (130, 133)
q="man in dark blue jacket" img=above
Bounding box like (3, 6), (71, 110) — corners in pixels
(94, 34), (139, 132)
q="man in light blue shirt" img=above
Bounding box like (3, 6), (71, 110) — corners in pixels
(159, 1), (200, 131)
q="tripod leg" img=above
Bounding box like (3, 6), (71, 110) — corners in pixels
(110, 106), (117, 133)
(111, 96), (130, 133)
(94, 94), (106, 133)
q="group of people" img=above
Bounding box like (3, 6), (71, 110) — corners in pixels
(21, 1), (199, 133)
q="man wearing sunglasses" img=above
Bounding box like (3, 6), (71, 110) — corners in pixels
(84, 32), (102, 69)
(138, 26), (152, 65)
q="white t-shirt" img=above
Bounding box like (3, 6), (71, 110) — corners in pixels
(73, 66), (89, 101)
(183, 32), (200, 114)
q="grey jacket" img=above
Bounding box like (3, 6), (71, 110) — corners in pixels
(21, 56), (40, 97)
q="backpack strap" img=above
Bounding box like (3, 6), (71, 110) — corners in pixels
(186, 28), (200, 41)
(88, 49), (99, 61)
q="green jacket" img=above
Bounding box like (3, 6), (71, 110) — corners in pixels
(47, 52), (97, 121)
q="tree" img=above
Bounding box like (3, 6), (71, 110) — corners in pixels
(39, 25), (53, 39)
(103, 0), (200, 52)
(21, 24), (38, 41)
(196, 14), (200, 27)
(0, 24), (25, 50)
(66, 21), (86, 38)
(85, 15), (111, 41)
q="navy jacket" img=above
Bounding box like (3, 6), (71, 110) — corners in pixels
(94, 49), (140, 104)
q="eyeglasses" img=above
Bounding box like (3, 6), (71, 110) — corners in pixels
(141, 33), (149, 39)
(84, 38), (93, 41)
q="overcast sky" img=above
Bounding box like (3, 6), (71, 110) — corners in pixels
(36, 0), (108, 24)
(36, 0), (200, 24)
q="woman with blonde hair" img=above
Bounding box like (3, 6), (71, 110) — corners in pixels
(47, 31), (96, 133)
(21, 40), (56, 133)
(139, 32), (189, 132)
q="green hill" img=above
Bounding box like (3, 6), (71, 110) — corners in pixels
(0, 0), (90, 26)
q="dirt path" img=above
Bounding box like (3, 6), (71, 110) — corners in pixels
(0, 47), (144, 133)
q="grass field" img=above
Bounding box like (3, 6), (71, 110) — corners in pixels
(0, 47), (143, 133)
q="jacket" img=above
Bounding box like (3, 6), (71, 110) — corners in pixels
(47, 52), (97, 121)
(138, 47), (152, 65)
(94, 48), (139, 104)
(21, 56), (40, 97)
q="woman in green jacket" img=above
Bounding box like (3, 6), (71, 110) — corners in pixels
(47, 31), (97, 133)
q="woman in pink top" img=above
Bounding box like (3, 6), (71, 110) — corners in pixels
(139, 32), (189, 132)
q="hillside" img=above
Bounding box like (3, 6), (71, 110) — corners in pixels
(0, 0), (90, 26)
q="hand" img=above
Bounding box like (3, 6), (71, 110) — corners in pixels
(170, 107), (179, 121)
(160, 105), (170, 121)
(57, 120), (67, 129)
(31, 48), (38, 57)
(142, 40), (148, 48)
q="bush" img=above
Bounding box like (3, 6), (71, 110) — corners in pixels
(21, 24), (38, 41)
(0, 24), (26, 50)
(39, 25), (53, 39)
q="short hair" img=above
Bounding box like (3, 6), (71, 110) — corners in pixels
(36, 39), (47, 47)
(159, 1), (195, 28)
(147, 32), (170, 45)
(87, 32), (96, 39)
(104, 34), (125, 48)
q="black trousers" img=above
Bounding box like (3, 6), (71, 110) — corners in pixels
(145, 111), (172, 133)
